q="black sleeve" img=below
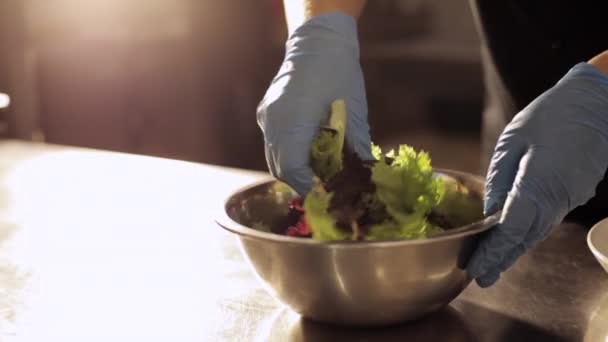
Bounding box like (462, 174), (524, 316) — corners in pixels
(471, 0), (608, 227)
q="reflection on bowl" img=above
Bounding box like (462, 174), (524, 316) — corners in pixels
(588, 218), (608, 274)
(216, 169), (500, 326)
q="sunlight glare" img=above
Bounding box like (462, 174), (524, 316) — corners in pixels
(0, 94), (9, 109)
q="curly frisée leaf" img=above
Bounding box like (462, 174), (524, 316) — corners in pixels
(363, 144), (446, 240)
(371, 144), (444, 216)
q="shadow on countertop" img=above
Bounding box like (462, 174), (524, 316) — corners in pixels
(258, 302), (565, 342)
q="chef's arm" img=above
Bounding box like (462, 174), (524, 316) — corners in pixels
(283, 0), (367, 34)
(590, 50), (608, 76)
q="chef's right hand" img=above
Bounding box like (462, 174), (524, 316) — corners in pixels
(256, 12), (373, 195)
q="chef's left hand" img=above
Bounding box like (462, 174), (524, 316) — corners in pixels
(467, 56), (608, 287)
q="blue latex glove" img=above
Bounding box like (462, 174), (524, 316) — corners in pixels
(467, 62), (608, 287)
(256, 12), (373, 195)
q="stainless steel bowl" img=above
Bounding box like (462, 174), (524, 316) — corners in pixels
(216, 169), (500, 326)
(588, 217), (608, 274)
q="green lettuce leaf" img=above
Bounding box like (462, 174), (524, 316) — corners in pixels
(311, 129), (342, 182)
(432, 177), (483, 228)
(365, 215), (444, 241)
(303, 178), (351, 241)
(310, 100), (347, 182)
(371, 143), (383, 160)
(365, 213), (424, 240)
(426, 223), (444, 236)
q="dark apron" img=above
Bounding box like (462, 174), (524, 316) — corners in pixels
(470, 0), (608, 227)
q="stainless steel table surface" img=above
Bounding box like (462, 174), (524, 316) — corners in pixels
(0, 140), (606, 341)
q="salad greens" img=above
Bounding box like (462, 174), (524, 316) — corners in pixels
(310, 100), (347, 182)
(303, 179), (351, 241)
(301, 99), (447, 241)
(366, 145), (444, 240)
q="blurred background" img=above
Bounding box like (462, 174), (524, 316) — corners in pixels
(0, 0), (484, 174)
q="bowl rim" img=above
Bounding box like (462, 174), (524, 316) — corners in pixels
(215, 168), (501, 249)
(588, 217), (608, 266)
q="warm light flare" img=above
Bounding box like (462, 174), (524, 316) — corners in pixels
(0, 148), (268, 339)
(28, 0), (192, 40)
(0, 93), (9, 109)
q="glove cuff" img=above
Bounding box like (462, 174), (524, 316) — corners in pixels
(562, 62), (608, 90)
(286, 12), (360, 58)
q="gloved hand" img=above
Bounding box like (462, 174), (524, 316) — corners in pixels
(257, 12), (373, 195)
(467, 62), (608, 287)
